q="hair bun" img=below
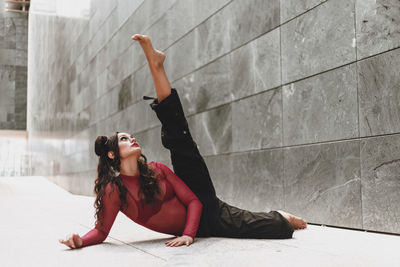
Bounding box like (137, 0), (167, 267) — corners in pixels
(94, 136), (108, 156)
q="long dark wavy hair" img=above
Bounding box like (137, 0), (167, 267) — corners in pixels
(93, 132), (161, 227)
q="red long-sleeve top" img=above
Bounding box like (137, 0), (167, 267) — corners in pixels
(81, 161), (203, 247)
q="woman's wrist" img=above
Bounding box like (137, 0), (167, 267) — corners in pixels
(183, 235), (194, 241)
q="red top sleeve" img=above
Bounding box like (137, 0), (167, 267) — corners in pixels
(153, 162), (203, 239)
(80, 183), (121, 247)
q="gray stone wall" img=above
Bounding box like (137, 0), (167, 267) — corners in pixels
(27, 0), (400, 234)
(0, 3), (28, 130)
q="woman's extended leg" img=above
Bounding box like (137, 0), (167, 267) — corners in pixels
(132, 34), (220, 237)
(131, 34), (216, 194)
(131, 34), (171, 103)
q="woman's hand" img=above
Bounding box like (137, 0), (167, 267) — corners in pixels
(59, 233), (83, 249)
(165, 235), (194, 247)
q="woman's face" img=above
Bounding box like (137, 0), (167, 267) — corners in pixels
(116, 132), (141, 160)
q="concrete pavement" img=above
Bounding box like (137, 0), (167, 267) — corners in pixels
(0, 176), (398, 267)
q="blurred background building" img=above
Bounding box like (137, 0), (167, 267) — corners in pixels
(1, 0), (399, 234)
(0, 0), (29, 176)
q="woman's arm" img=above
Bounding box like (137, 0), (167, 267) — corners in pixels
(80, 183), (121, 247)
(152, 161), (203, 240)
(59, 182), (121, 249)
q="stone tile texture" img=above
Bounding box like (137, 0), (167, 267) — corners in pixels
(355, 0), (400, 59)
(360, 134), (400, 233)
(282, 64), (359, 146)
(358, 48), (400, 137)
(281, 0), (356, 84)
(0, 11), (28, 130)
(284, 140), (362, 228)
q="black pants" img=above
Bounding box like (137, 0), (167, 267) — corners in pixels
(149, 88), (294, 239)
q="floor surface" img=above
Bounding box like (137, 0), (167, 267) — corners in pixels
(0, 176), (398, 267)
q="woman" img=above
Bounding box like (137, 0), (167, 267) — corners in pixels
(59, 34), (307, 249)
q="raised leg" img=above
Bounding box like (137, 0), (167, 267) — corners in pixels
(131, 34), (171, 102)
(132, 34), (218, 201)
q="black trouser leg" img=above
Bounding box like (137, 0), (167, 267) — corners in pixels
(149, 88), (219, 237)
(216, 200), (294, 239)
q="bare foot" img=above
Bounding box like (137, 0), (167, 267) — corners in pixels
(131, 34), (165, 68)
(277, 210), (308, 230)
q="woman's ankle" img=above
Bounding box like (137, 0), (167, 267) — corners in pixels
(149, 61), (164, 71)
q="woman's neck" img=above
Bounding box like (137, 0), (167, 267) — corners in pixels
(120, 157), (140, 176)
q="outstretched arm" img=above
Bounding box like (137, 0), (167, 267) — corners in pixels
(131, 34), (171, 102)
(80, 183), (121, 247)
(59, 182), (121, 249)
